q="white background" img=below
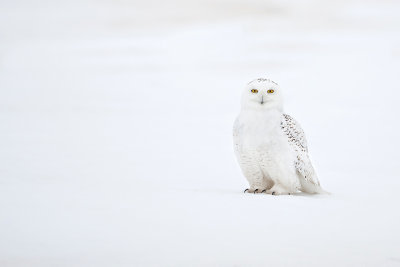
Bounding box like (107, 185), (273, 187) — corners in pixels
(1, 0), (400, 266)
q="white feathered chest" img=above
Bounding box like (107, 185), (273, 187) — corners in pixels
(234, 109), (293, 159)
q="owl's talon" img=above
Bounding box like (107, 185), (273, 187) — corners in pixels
(261, 190), (266, 193)
(254, 189), (258, 194)
(272, 191), (276, 195)
(244, 189), (249, 193)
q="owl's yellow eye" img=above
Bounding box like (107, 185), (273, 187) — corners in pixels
(251, 89), (258, 93)
(267, 89), (275, 94)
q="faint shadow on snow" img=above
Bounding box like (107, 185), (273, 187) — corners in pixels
(185, 187), (331, 198)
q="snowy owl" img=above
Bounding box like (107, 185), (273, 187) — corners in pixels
(233, 78), (325, 195)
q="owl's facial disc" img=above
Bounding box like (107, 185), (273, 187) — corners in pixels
(242, 78), (283, 111)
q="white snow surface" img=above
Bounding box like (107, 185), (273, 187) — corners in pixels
(1, 0), (400, 266)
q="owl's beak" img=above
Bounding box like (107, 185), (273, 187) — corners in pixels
(260, 95), (264, 105)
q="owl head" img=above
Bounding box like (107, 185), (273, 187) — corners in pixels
(241, 78), (283, 111)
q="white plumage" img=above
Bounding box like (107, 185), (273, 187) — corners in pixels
(233, 78), (325, 195)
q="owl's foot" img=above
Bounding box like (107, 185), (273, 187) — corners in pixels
(266, 184), (291, 195)
(244, 188), (268, 194)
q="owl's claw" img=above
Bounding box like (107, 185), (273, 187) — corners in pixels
(272, 191), (276, 195)
(244, 188), (268, 194)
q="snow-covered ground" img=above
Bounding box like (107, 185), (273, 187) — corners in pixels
(1, 0), (400, 266)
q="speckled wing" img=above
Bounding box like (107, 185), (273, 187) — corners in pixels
(281, 114), (320, 186)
